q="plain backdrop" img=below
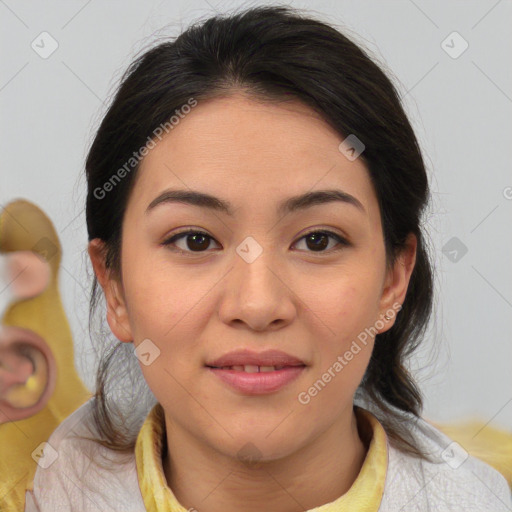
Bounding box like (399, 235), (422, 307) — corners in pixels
(1, 0), (511, 428)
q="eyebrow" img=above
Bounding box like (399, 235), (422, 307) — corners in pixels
(145, 188), (366, 216)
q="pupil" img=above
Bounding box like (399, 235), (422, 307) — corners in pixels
(307, 233), (328, 251)
(188, 234), (209, 251)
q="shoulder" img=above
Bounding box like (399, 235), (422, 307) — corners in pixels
(379, 414), (512, 511)
(25, 398), (145, 512)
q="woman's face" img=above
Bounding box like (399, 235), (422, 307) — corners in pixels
(92, 93), (415, 462)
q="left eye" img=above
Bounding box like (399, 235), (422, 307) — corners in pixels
(162, 229), (349, 255)
(294, 230), (349, 253)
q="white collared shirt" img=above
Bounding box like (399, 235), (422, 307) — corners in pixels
(25, 397), (512, 511)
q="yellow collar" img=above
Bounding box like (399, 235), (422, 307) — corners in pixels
(135, 404), (388, 512)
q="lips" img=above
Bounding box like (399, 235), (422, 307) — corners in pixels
(210, 364), (289, 372)
(205, 348), (306, 370)
(207, 365), (306, 394)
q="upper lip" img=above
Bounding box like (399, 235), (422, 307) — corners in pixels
(206, 349), (306, 368)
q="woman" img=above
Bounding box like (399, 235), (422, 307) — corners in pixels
(26, 5), (511, 511)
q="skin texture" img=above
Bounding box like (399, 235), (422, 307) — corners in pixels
(89, 93), (417, 512)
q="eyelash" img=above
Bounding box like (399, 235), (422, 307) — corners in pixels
(161, 228), (350, 256)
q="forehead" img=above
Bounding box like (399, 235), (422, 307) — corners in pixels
(130, 94), (379, 224)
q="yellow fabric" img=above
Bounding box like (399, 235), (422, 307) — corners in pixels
(135, 403), (388, 512)
(0, 199), (91, 511)
(433, 420), (512, 489)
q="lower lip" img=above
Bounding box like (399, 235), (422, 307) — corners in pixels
(207, 366), (306, 395)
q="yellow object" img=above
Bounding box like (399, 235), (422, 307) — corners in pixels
(4, 368), (47, 407)
(0, 199), (92, 511)
(135, 404), (388, 512)
(433, 419), (512, 490)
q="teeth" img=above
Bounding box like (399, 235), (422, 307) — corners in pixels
(217, 365), (286, 372)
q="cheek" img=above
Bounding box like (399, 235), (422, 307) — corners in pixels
(300, 331), (373, 416)
(302, 273), (380, 339)
(295, 350), (372, 434)
(122, 250), (211, 340)
(299, 276), (378, 387)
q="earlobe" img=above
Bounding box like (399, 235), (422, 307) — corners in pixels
(105, 281), (133, 343)
(88, 238), (133, 343)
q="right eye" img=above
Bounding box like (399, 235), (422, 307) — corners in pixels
(161, 229), (221, 255)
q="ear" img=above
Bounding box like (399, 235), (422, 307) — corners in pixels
(0, 326), (56, 424)
(88, 238), (133, 343)
(377, 232), (417, 333)
(0, 251), (51, 300)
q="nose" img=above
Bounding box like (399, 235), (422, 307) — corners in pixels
(217, 247), (296, 332)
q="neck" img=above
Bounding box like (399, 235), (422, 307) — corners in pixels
(162, 406), (369, 512)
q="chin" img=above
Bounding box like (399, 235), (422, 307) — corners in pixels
(213, 430), (301, 464)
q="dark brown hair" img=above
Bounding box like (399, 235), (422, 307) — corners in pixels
(83, 4), (437, 460)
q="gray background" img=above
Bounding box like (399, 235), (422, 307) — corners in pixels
(1, 0), (511, 428)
